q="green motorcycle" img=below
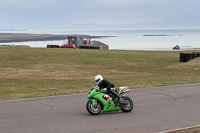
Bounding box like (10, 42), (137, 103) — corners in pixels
(86, 85), (133, 115)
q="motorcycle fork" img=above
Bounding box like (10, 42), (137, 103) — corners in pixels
(90, 99), (98, 107)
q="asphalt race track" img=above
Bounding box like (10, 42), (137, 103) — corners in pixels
(0, 83), (200, 133)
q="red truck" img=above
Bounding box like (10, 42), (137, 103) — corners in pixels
(60, 43), (76, 48)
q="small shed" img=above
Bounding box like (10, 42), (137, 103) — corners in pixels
(91, 41), (109, 50)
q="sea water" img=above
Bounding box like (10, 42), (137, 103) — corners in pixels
(1, 28), (200, 50)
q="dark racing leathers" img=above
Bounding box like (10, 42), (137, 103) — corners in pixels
(98, 79), (120, 103)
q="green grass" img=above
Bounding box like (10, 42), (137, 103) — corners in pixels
(0, 47), (200, 100)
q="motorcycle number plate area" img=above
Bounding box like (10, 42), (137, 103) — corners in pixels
(118, 87), (128, 94)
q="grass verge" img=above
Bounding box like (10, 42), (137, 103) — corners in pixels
(0, 47), (200, 100)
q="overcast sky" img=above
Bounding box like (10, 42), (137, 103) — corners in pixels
(0, 0), (200, 30)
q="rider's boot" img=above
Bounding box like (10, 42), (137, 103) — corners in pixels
(111, 91), (124, 106)
(111, 96), (119, 107)
(111, 91), (120, 106)
(114, 95), (123, 107)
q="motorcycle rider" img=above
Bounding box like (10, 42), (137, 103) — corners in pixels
(94, 75), (122, 106)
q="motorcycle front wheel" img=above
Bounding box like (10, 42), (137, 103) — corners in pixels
(121, 96), (133, 112)
(86, 100), (102, 115)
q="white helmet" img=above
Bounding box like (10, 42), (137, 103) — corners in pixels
(95, 75), (103, 84)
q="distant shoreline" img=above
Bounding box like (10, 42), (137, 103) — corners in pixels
(0, 33), (68, 43)
(143, 34), (184, 36)
(0, 33), (116, 43)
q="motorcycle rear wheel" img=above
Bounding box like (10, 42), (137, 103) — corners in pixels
(86, 100), (102, 115)
(121, 96), (133, 112)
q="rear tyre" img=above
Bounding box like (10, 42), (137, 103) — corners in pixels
(86, 100), (101, 115)
(121, 96), (133, 112)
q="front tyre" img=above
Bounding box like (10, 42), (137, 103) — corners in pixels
(86, 100), (101, 115)
(121, 96), (133, 112)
